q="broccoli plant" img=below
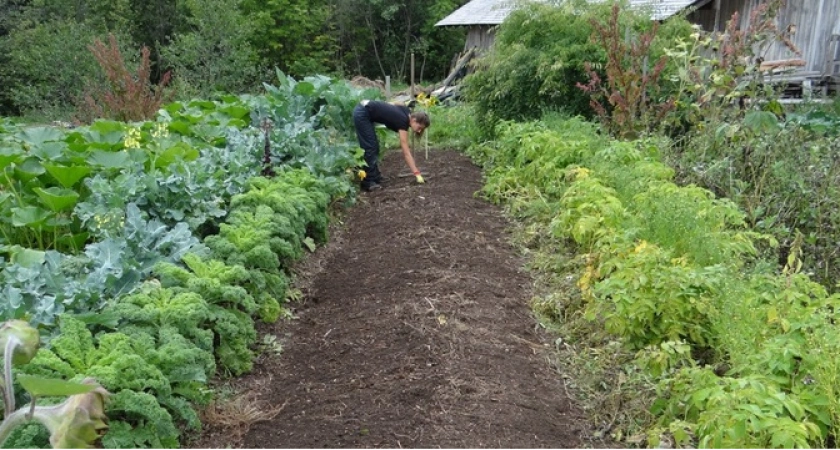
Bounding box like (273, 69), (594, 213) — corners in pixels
(0, 320), (109, 449)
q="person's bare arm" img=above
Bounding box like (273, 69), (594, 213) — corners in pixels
(399, 129), (421, 176)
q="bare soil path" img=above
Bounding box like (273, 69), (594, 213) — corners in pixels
(193, 150), (591, 448)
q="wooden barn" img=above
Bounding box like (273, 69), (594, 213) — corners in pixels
(686, 0), (840, 96)
(434, 0), (515, 51)
(435, 0), (839, 95)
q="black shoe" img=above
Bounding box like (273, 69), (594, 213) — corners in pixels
(362, 182), (382, 192)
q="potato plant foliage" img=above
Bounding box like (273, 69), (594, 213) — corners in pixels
(468, 115), (840, 448)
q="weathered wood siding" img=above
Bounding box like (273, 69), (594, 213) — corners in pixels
(465, 25), (497, 51)
(754, 0), (839, 75)
(688, 0), (839, 76)
(687, 0), (743, 31)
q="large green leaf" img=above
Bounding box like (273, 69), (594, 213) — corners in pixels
(220, 104), (251, 120)
(87, 150), (132, 169)
(13, 158), (45, 181)
(189, 100), (216, 110)
(163, 103), (183, 114)
(744, 111), (781, 133)
(33, 187), (80, 212)
(15, 127), (65, 146)
(293, 81), (316, 97)
(66, 310), (120, 328)
(2, 285), (23, 311)
(87, 120), (129, 144)
(153, 143), (199, 169)
(43, 163), (92, 188)
(0, 147), (23, 167)
(17, 375), (98, 397)
(0, 192), (12, 207)
(10, 206), (51, 227)
(168, 121), (192, 136)
(8, 247), (46, 267)
(30, 142), (67, 161)
(55, 231), (89, 252)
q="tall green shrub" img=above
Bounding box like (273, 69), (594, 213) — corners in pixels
(239, 0), (336, 78)
(0, 22), (131, 120)
(160, 0), (262, 99)
(463, 2), (605, 135)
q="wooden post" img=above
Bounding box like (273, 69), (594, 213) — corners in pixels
(411, 52), (415, 97)
(385, 76), (391, 98)
(713, 0), (721, 32)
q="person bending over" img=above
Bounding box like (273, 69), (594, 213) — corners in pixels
(352, 99), (430, 191)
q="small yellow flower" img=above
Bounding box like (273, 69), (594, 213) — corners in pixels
(151, 122), (169, 138)
(358, 170), (367, 180)
(415, 92), (438, 108)
(633, 240), (650, 254)
(572, 167), (591, 180)
(124, 127), (142, 149)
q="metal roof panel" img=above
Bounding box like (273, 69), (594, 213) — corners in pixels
(435, 0), (699, 26)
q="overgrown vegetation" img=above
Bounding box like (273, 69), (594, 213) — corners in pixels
(463, 0), (692, 138)
(79, 34), (174, 123)
(4, 0), (840, 447)
(451, 0), (840, 447)
(467, 114), (840, 448)
(0, 0), (468, 120)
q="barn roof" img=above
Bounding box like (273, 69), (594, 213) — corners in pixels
(634, 0), (701, 20)
(435, 0), (701, 26)
(435, 0), (520, 26)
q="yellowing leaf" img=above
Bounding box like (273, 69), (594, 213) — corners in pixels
(767, 307), (779, 324)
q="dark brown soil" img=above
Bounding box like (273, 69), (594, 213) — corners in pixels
(191, 150), (592, 448)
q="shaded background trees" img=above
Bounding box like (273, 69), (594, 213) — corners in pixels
(0, 0), (468, 119)
(330, 0), (466, 83)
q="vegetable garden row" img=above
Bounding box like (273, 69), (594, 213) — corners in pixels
(3, 68), (840, 448)
(0, 72), (378, 447)
(467, 115), (840, 448)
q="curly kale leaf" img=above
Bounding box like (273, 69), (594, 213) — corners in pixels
(150, 327), (215, 403)
(102, 391), (179, 449)
(210, 305), (256, 376)
(256, 292), (282, 323)
(2, 422), (50, 449)
(107, 282), (215, 350)
(18, 316), (205, 443)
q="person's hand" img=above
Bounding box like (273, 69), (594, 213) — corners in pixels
(414, 172), (425, 184)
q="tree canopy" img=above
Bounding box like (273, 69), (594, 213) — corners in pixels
(0, 0), (469, 118)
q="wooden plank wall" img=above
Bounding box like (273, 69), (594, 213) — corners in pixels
(751, 0), (839, 75)
(687, 0), (741, 31)
(465, 25), (497, 51)
(688, 0), (839, 76)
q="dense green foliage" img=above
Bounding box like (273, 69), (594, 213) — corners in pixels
(667, 108), (840, 289)
(462, 2), (604, 133)
(468, 115), (840, 448)
(0, 73), (372, 447)
(463, 0), (693, 137)
(160, 0), (261, 100)
(0, 0), (468, 119)
(331, 0), (467, 82)
(451, 1), (840, 442)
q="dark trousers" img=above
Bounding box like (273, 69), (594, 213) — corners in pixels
(353, 104), (382, 187)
